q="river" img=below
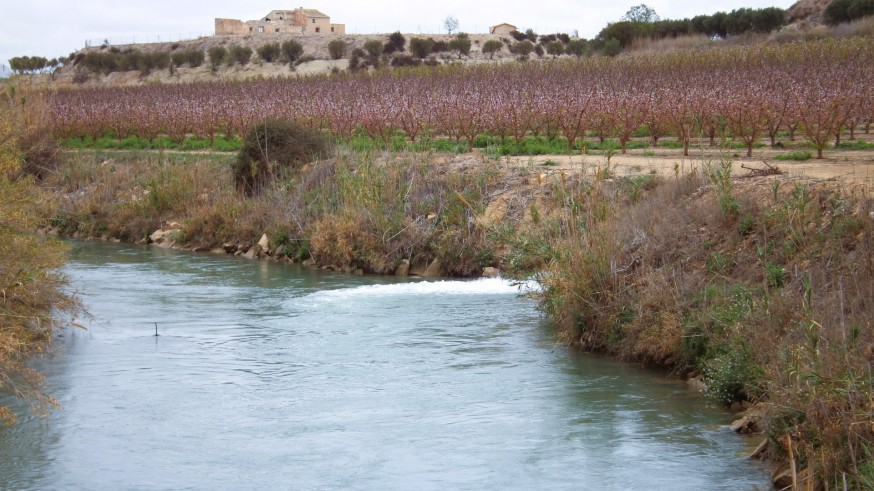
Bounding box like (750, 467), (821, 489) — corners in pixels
(0, 241), (769, 490)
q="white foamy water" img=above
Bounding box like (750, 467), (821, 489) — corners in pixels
(305, 277), (539, 303)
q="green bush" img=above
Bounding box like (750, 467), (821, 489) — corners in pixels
(363, 39), (384, 57)
(228, 45), (253, 66)
(773, 151), (812, 161)
(281, 40), (304, 63)
(391, 55), (421, 67)
(448, 34), (471, 58)
(257, 43), (281, 63)
(825, 0), (874, 25)
(384, 32), (406, 54)
(327, 39), (348, 60)
(546, 40), (564, 57)
(233, 118), (331, 196)
(704, 346), (763, 405)
(208, 46), (227, 69)
(482, 40), (503, 58)
(509, 40), (534, 57)
(602, 38), (622, 57)
(185, 50), (205, 68)
(431, 40), (449, 53)
(171, 51), (187, 68)
(409, 37), (435, 58)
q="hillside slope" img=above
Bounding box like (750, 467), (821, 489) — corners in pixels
(787, 0), (831, 24)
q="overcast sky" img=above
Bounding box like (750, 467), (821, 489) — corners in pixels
(1, 0), (796, 71)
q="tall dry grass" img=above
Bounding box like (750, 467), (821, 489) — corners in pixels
(0, 82), (74, 424)
(523, 160), (874, 486)
(50, 151), (506, 276)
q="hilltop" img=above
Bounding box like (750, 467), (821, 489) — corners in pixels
(35, 32), (522, 88)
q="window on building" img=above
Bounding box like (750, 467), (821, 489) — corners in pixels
(331, 26), (334, 32)
(315, 27), (320, 33)
(258, 26), (264, 33)
(275, 28), (280, 32)
(312, 18), (315, 23)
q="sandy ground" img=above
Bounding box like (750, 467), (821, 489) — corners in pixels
(495, 143), (874, 187)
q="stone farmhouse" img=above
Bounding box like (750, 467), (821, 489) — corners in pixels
(215, 8), (345, 36)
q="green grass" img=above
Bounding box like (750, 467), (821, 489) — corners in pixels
(773, 151), (813, 161)
(836, 140), (874, 151)
(63, 134), (243, 152)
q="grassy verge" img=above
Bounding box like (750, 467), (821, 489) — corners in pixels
(773, 151), (813, 161)
(503, 159), (874, 487)
(60, 130), (801, 158)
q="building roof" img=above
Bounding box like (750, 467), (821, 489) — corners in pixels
(301, 9), (329, 18)
(491, 23), (517, 29)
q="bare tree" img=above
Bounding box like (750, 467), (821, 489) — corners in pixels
(444, 16), (460, 35)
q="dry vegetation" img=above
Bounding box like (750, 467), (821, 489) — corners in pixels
(516, 159), (874, 488)
(0, 83), (75, 424)
(48, 150), (544, 277)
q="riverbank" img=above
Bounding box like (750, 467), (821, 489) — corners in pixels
(0, 85), (75, 425)
(42, 147), (874, 487)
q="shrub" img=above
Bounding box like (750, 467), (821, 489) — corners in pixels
(257, 43), (281, 63)
(391, 55), (421, 67)
(602, 38), (622, 57)
(431, 40), (449, 53)
(448, 35), (471, 58)
(408, 37), (433, 58)
(482, 40), (503, 58)
(185, 50), (205, 68)
(533, 44), (545, 58)
(774, 151), (812, 161)
(510, 40), (534, 57)
(281, 40), (304, 64)
(539, 33), (558, 45)
(328, 39), (348, 59)
(233, 118), (331, 196)
(825, 0), (874, 25)
(704, 346), (763, 405)
(15, 130), (59, 180)
(565, 39), (589, 57)
(363, 39), (384, 57)
(228, 45), (252, 66)
(171, 51), (187, 68)
(208, 46), (227, 69)
(546, 41), (564, 57)
(524, 28), (539, 42)
(509, 30), (527, 41)
(385, 31), (406, 53)
(348, 48), (369, 70)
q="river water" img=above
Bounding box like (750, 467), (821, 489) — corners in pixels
(0, 241), (769, 490)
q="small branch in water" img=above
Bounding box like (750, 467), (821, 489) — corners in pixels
(154, 322), (159, 337)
